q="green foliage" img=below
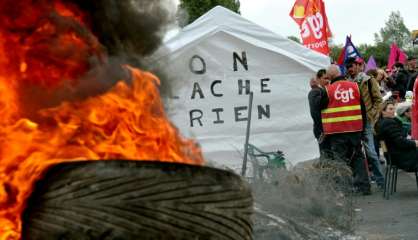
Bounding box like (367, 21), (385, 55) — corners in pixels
(374, 11), (411, 49)
(287, 36), (301, 44)
(357, 42), (391, 68)
(343, 11), (414, 67)
(405, 47), (418, 59)
(178, 0), (240, 26)
(329, 43), (392, 68)
(329, 45), (343, 63)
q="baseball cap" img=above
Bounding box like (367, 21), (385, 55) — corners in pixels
(355, 57), (364, 64)
(345, 57), (363, 67)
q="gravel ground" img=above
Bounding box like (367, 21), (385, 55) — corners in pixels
(248, 159), (418, 240)
(354, 171), (418, 240)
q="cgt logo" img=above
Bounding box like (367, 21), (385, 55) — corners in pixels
(334, 84), (355, 103)
(301, 12), (324, 40)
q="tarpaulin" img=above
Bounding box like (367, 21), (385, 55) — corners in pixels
(153, 6), (330, 171)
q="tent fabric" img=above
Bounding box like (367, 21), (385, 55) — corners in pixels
(159, 6), (329, 71)
(154, 6), (330, 172)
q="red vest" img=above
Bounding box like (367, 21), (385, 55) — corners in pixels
(412, 77), (418, 139)
(321, 80), (363, 135)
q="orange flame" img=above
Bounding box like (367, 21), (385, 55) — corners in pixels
(0, 1), (203, 238)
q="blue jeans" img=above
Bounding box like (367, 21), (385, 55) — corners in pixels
(364, 122), (385, 186)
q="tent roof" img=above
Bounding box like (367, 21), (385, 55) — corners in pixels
(160, 6), (330, 71)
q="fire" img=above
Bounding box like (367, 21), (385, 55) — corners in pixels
(0, 0), (203, 239)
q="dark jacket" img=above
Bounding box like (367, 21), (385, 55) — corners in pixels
(308, 87), (324, 139)
(376, 117), (418, 171)
(393, 69), (409, 99)
(407, 71), (418, 91)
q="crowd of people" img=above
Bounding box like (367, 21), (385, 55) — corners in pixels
(308, 56), (418, 195)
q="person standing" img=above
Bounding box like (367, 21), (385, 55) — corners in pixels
(308, 69), (331, 158)
(320, 65), (371, 195)
(346, 57), (385, 189)
(406, 57), (417, 91)
(391, 62), (409, 100)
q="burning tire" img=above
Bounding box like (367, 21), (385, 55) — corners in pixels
(22, 161), (253, 240)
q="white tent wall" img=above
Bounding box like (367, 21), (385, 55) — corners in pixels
(155, 6), (330, 171)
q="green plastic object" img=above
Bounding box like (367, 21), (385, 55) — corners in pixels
(247, 143), (286, 169)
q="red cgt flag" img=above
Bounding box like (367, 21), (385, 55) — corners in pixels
(290, 0), (331, 56)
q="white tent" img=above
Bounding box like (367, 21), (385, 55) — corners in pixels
(154, 6), (330, 172)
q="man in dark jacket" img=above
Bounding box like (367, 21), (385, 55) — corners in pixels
(377, 101), (418, 171)
(308, 69), (331, 157)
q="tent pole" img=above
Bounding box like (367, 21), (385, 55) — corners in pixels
(241, 91), (254, 177)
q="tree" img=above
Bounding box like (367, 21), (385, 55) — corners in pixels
(358, 43), (391, 68)
(178, 0), (240, 27)
(287, 36), (301, 44)
(374, 11), (411, 49)
(406, 47), (418, 59)
(329, 45), (343, 63)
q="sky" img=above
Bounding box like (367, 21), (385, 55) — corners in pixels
(239, 0), (418, 45)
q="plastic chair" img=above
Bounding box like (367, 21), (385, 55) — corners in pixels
(246, 143), (286, 181)
(381, 141), (418, 199)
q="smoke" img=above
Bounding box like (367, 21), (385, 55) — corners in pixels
(65, 0), (176, 58)
(1, 0), (177, 118)
(62, 0), (179, 104)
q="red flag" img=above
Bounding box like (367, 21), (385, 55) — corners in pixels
(290, 0), (309, 25)
(336, 45), (346, 65)
(290, 0), (331, 55)
(387, 43), (408, 70)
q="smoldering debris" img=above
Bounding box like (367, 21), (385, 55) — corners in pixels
(251, 159), (364, 239)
